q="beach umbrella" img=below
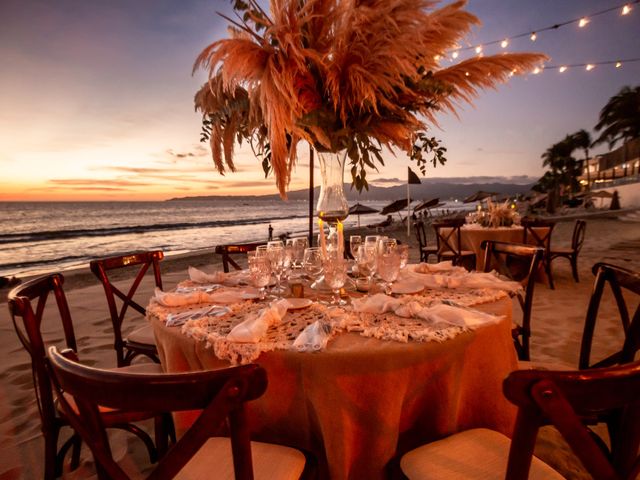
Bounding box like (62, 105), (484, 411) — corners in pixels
(381, 198), (413, 222)
(413, 197), (440, 213)
(349, 203), (379, 228)
(463, 190), (499, 203)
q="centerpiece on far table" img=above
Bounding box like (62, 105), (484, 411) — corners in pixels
(193, 0), (546, 255)
(480, 199), (520, 228)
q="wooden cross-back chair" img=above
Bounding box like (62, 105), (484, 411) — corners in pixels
(521, 217), (556, 289)
(90, 251), (163, 367)
(432, 218), (475, 269)
(579, 262), (640, 370)
(401, 361), (640, 480)
(47, 346), (306, 480)
(482, 240), (544, 361)
(549, 220), (586, 283)
(214, 242), (266, 273)
(413, 221), (438, 263)
(7, 274), (161, 479)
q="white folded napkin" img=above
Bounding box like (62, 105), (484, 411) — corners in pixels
(351, 293), (402, 314)
(153, 287), (256, 307)
(292, 321), (332, 352)
(412, 261), (464, 274)
(351, 293), (501, 328)
(415, 303), (501, 327)
(153, 287), (211, 307)
(188, 266), (226, 284)
(226, 299), (289, 343)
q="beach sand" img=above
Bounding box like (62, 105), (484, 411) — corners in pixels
(1, 213), (639, 479)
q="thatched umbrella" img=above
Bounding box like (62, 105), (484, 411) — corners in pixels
(349, 203), (379, 228)
(381, 198), (413, 221)
(463, 191), (499, 203)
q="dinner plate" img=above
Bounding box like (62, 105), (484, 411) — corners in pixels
(284, 298), (313, 310)
(391, 281), (424, 295)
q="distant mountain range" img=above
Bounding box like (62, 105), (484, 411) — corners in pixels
(168, 177), (536, 202)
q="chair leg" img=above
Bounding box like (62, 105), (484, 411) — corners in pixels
(45, 428), (60, 480)
(545, 258), (555, 290)
(571, 255), (580, 282)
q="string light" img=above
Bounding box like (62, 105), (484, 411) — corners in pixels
(453, 0), (638, 54)
(452, 51), (459, 59)
(533, 67), (541, 74)
(541, 57), (640, 73)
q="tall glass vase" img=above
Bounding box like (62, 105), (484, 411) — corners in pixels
(316, 150), (349, 255)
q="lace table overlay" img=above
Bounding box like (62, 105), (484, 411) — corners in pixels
(148, 275), (511, 365)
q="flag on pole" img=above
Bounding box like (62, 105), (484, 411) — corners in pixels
(407, 167), (421, 236)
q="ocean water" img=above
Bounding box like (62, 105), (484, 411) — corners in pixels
(0, 199), (467, 278)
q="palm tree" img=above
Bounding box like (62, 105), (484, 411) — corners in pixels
(569, 129), (592, 190)
(594, 86), (640, 148)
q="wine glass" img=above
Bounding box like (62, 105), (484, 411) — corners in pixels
(302, 247), (324, 288)
(323, 253), (347, 306)
(378, 249), (401, 295)
(266, 243), (285, 295)
(292, 237), (308, 268)
(357, 244), (377, 295)
(349, 235), (362, 259)
(248, 253), (271, 300)
(397, 244), (410, 269)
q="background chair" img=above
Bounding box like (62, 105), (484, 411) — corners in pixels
(90, 251), (163, 367)
(214, 241), (266, 273)
(432, 218), (476, 269)
(521, 217), (556, 289)
(401, 361), (640, 480)
(413, 221), (438, 263)
(579, 262), (640, 370)
(7, 274), (163, 479)
(549, 219), (586, 283)
(482, 240), (543, 361)
(47, 346), (306, 480)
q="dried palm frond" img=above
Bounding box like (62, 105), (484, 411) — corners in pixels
(194, 0), (547, 198)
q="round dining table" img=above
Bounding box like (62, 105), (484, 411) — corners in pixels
(148, 280), (518, 480)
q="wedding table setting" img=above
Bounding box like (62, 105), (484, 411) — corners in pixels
(146, 243), (522, 479)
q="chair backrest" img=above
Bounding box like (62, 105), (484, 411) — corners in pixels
(571, 220), (587, 252)
(579, 262), (640, 370)
(7, 274), (77, 437)
(503, 361), (640, 480)
(414, 221), (427, 252)
(482, 240), (544, 361)
(89, 251), (163, 365)
(47, 346), (268, 480)
(432, 218), (465, 256)
(521, 217), (555, 252)
(214, 242), (266, 273)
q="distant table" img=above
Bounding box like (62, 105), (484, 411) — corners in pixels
(149, 289), (517, 479)
(459, 225), (526, 270)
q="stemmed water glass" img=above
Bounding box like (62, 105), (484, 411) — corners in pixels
(349, 235), (362, 259)
(377, 246), (401, 295)
(292, 237), (308, 269)
(267, 241), (285, 295)
(247, 252), (271, 300)
(323, 252), (347, 306)
(302, 247), (324, 288)
(357, 244), (377, 295)
(397, 244), (410, 269)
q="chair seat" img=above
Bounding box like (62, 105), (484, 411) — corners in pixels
(518, 360), (575, 371)
(127, 322), (156, 347)
(439, 250), (475, 257)
(400, 428), (564, 480)
(550, 248), (574, 256)
(177, 437), (306, 480)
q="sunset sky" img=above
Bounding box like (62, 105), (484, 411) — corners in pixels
(1, 0), (639, 201)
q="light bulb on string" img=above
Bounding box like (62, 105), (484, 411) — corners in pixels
(559, 66), (567, 73)
(586, 64), (595, 71)
(616, 61), (622, 68)
(500, 39), (509, 48)
(475, 45), (482, 54)
(452, 51), (459, 59)
(530, 32), (537, 41)
(622, 4), (631, 15)
(578, 17), (589, 27)
(465, 71), (470, 77)
(533, 66), (541, 75)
